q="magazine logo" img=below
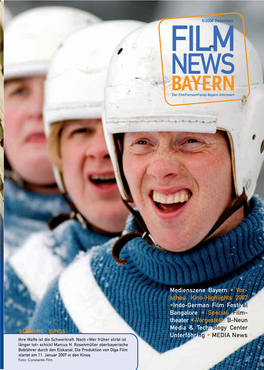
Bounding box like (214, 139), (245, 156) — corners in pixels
(158, 13), (250, 106)
(172, 25), (234, 91)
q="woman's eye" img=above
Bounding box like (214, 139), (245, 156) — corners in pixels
(187, 139), (198, 143)
(180, 138), (204, 151)
(128, 138), (154, 154)
(136, 140), (148, 145)
(73, 128), (90, 135)
(12, 88), (28, 96)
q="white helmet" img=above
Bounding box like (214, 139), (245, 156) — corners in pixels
(44, 20), (145, 193)
(4, 6), (101, 80)
(103, 19), (264, 202)
(4, 6), (13, 28)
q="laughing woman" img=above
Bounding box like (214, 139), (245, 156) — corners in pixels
(29, 20), (264, 369)
(4, 7), (100, 260)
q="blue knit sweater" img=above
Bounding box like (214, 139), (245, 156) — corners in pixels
(29, 196), (264, 369)
(4, 219), (114, 333)
(4, 178), (69, 260)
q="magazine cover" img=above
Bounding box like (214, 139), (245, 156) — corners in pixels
(3, 1), (264, 369)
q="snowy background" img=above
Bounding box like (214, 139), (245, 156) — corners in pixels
(5, 0), (264, 198)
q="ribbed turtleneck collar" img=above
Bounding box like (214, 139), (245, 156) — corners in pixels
(47, 219), (113, 266)
(119, 196), (264, 286)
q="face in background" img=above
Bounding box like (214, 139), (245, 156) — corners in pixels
(123, 130), (245, 252)
(4, 76), (55, 189)
(60, 119), (128, 233)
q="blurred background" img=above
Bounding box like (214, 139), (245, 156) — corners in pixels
(5, 0), (264, 198)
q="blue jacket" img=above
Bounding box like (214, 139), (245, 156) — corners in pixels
(29, 196), (264, 369)
(4, 216), (115, 333)
(4, 178), (69, 260)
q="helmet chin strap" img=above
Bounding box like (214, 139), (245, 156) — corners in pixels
(112, 199), (167, 265)
(48, 191), (122, 238)
(112, 189), (248, 265)
(5, 169), (58, 190)
(198, 188), (247, 245)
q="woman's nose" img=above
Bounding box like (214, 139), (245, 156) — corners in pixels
(146, 150), (183, 182)
(85, 127), (110, 161)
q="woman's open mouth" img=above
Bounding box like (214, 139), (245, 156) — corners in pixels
(88, 174), (118, 194)
(152, 189), (192, 213)
(90, 174), (116, 186)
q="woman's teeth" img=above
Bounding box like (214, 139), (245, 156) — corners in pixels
(91, 174), (116, 181)
(90, 174), (116, 185)
(152, 190), (191, 204)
